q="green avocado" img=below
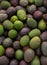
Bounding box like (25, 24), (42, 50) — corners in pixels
(27, 18), (37, 28)
(20, 35), (29, 46)
(0, 45), (5, 56)
(17, 9), (26, 21)
(38, 19), (46, 31)
(29, 29), (41, 38)
(31, 56), (40, 65)
(1, 1), (11, 10)
(0, 25), (4, 36)
(34, 0), (43, 6)
(29, 36), (41, 49)
(3, 20), (13, 30)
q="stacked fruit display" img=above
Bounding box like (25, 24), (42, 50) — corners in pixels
(0, 0), (47, 65)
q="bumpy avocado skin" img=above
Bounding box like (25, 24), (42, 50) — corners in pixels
(3, 38), (12, 48)
(0, 14), (8, 23)
(1, 1), (11, 10)
(15, 50), (24, 60)
(38, 19), (46, 31)
(14, 20), (24, 30)
(3, 20), (13, 30)
(41, 42), (47, 56)
(8, 30), (17, 39)
(29, 29), (41, 38)
(35, 0), (43, 6)
(17, 10), (26, 21)
(10, 15), (18, 23)
(31, 56), (40, 65)
(40, 31), (47, 41)
(0, 56), (9, 65)
(30, 36), (41, 49)
(0, 25), (4, 36)
(27, 18), (37, 28)
(24, 49), (35, 62)
(0, 45), (5, 56)
(19, 0), (28, 7)
(20, 35), (29, 46)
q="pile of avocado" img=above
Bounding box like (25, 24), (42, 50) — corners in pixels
(0, 0), (47, 65)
